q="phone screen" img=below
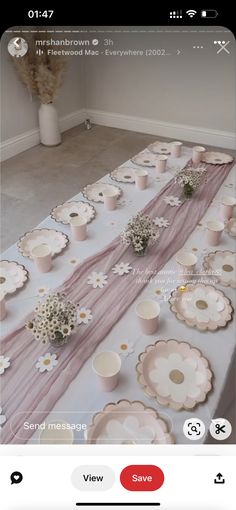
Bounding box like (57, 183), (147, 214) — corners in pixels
(0, 6), (235, 510)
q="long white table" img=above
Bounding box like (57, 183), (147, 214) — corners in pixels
(1, 145), (235, 444)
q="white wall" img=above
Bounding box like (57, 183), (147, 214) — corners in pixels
(84, 31), (235, 132)
(1, 35), (84, 141)
(1, 28), (235, 158)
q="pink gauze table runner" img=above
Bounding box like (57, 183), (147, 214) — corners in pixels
(1, 160), (234, 443)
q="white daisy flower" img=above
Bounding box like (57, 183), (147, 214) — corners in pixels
(153, 217), (170, 228)
(77, 307), (93, 324)
(0, 407), (6, 428)
(0, 356), (11, 375)
(98, 415), (155, 444)
(118, 342), (135, 357)
(68, 257), (80, 266)
(181, 286), (225, 324)
(163, 196), (182, 207)
(35, 353), (58, 373)
(209, 253), (236, 285)
(112, 262), (133, 276)
(150, 353), (206, 405)
(87, 271), (108, 289)
(36, 286), (50, 297)
(59, 324), (72, 337)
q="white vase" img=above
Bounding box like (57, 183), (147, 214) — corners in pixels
(38, 103), (61, 146)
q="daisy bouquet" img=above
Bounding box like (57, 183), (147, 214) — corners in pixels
(121, 213), (160, 255)
(26, 292), (77, 347)
(175, 165), (207, 198)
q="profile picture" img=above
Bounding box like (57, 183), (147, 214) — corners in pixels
(7, 37), (28, 57)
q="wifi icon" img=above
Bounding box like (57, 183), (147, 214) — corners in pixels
(186, 9), (197, 17)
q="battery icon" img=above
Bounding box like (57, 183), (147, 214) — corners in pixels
(201, 9), (218, 18)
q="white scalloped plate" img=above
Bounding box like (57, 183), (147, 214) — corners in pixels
(131, 152), (156, 167)
(17, 229), (69, 259)
(82, 182), (122, 202)
(110, 167), (135, 183)
(201, 152), (233, 165)
(86, 400), (174, 444)
(203, 251), (236, 288)
(0, 260), (29, 297)
(136, 340), (213, 411)
(148, 141), (171, 155)
(169, 283), (233, 331)
(50, 201), (96, 224)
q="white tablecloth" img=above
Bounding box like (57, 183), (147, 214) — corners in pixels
(1, 146), (235, 444)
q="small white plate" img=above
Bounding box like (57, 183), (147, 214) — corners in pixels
(82, 182), (122, 202)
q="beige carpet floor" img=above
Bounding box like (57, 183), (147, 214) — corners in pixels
(1, 124), (235, 251)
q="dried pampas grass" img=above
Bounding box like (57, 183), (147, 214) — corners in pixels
(12, 34), (66, 104)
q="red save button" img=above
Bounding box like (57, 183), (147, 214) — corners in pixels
(120, 465), (164, 491)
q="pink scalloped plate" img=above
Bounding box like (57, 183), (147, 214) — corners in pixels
(203, 251), (236, 289)
(17, 229), (69, 259)
(169, 283), (233, 331)
(0, 260), (29, 297)
(136, 340), (213, 411)
(131, 152), (157, 167)
(50, 201), (96, 224)
(148, 141), (171, 155)
(86, 400), (174, 444)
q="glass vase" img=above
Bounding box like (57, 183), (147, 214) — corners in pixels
(183, 183), (194, 199)
(49, 332), (72, 348)
(133, 241), (148, 257)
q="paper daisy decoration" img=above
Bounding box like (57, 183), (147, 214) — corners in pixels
(118, 342), (135, 357)
(99, 415), (155, 444)
(163, 196), (182, 207)
(77, 307), (93, 324)
(153, 217), (170, 228)
(112, 262), (133, 276)
(35, 353), (58, 373)
(150, 352), (207, 406)
(0, 407), (6, 428)
(68, 257), (80, 265)
(0, 356), (11, 375)
(87, 271), (108, 289)
(36, 286), (50, 297)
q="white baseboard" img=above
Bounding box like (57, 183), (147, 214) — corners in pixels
(1, 107), (235, 161)
(1, 109), (85, 162)
(59, 109), (85, 133)
(87, 109), (235, 150)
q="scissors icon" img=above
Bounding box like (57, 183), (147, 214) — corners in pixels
(215, 423), (226, 434)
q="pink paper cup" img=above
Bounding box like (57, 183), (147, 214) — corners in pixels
(134, 169), (148, 190)
(92, 351), (122, 392)
(206, 221), (224, 246)
(192, 146), (206, 165)
(103, 190), (117, 210)
(220, 196), (236, 220)
(70, 216), (87, 241)
(0, 292), (7, 321)
(32, 244), (52, 273)
(175, 251), (197, 280)
(156, 155), (168, 173)
(135, 300), (160, 335)
(171, 141), (183, 158)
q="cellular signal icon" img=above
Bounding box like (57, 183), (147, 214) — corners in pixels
(169, 10), (183, 18)
(186, 9), (197, 17)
